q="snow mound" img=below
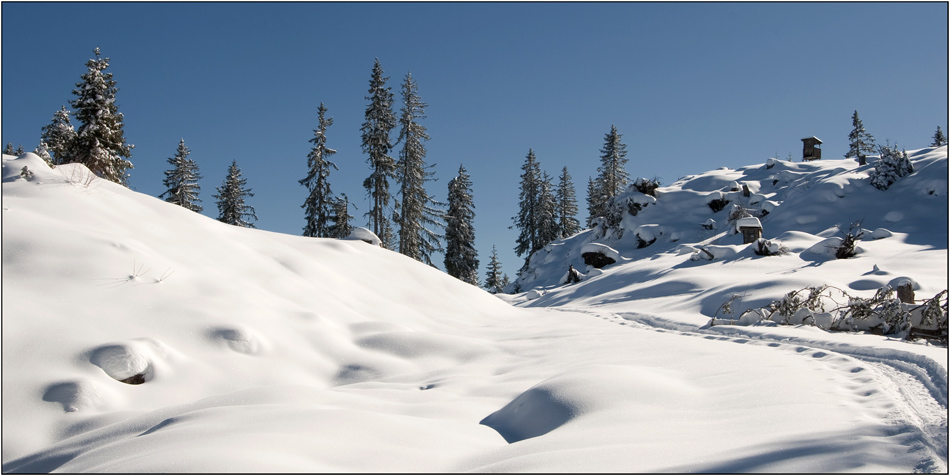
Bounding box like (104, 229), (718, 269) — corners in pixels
(345, 227), (382, 246)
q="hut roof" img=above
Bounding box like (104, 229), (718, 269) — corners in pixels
(735, 217), (762, 233)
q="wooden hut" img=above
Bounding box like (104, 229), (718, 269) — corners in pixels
(735, 217), (763, 244)
(802, 137), (822, 161)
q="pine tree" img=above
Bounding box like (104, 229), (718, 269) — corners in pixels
(34, 142), (54, 166)
(595, 125), (629, 214)
(70, 47), (134, 185)
(484, 245), (506, 293)
(3, 143), (14, 155)
(846, 110), (875, 161)
(213, 161), (257, 227)
(556, 166), (581, 238)
(869, 143), (914, 191)
(300, 103), (338, 238)
(328, 193), (354, 239)
(361, 58), (397, 248)
(512, 149), (544, 270)
(445, 164), (478, 285)
(160, 139), (203, 212)
(40, 105), (78, 165)
(586, 176), (606, 227)
(395, 72), (444, 264)
(538, 171), (560, 246)
(932, 126), (948, 147)
(14, 144), (24, 156)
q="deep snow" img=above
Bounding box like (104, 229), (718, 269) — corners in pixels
(2, 149), (947, 472)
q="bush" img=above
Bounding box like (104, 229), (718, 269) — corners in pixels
(869, 143), (913, 191)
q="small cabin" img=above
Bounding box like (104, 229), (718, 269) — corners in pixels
(802, 137), (822, 161)
(735, 217), (763, 244)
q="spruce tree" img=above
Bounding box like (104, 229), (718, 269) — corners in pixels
(3, 143), (14, 155)
(70, 47), (134, 185)
(213, 161), (257, 228)
(395, 72), (444, 264)
(361, 58), (397, 248)
(556, 166), (581, 238)
(512, 149), (544, 270)
(869, 143), (914, 191)
(34, 142), (54, 166)
(538, 171), (560, 246)
(14, 144), (24, 156)
(160, 139), (203, 212)
(846, 110), (876, 161)
(595, 125), (629, 210)
(328, 193), (354, 239)
(484, 245), (506, 293)
(932, 126), (947, 147)
(300, 103), (338, 238)
(445, 164), (478, 285)
(40, 106), (77, 164)
(586, 176), (606, 227)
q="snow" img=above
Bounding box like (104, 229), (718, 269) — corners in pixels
(2, 147), (947, 473)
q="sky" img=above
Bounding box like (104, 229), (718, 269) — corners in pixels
(2, 2), (947, 281)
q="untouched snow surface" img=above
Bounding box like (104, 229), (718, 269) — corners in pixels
(2, 151), (947, 472)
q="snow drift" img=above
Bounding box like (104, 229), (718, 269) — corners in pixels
(2, 150), (947, 472)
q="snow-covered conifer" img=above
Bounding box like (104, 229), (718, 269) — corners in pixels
(14, 144), (24, 156)
(869, 143), (913, 191)
(846, 110), (875, 161)
(512, 149), (544, 270)
(4, 143), (15, 155)
(595, 125), (629, 213)
(538, 171), (560, 246)
(328, 193), (354, 239)
(160, 139), (203, 213)
(40, 105), (77, 164)
(213, 161), (257, 228)
(556, 166), (581, 238)
(932, 126), (947, 147)
(484, 245), (506, 293)
(34, 142), (54, 166)
(361, 59), (397, 249)
(300, 103), (338, 238)
(70, 48), (134, 186)
(445, 164), (478, 285)
(586, 176), (606, 227)
(395, 72), (444, 264)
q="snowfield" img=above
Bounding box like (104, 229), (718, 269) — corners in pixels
(2, 149), (947, 472)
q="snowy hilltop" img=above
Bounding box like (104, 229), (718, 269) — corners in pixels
(2, 149), (947, 472)
(511, 148), (947, 329)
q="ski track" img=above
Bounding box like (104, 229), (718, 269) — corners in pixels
(547, 305), (949, 472)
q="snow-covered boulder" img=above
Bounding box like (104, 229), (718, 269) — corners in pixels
(344, 227), (382, 246)
(580, 243), (620, 268)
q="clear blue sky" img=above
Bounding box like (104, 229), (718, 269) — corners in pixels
(3, 2), (947, 282)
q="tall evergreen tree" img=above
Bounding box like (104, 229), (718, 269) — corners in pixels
(445, 164), (478, 285)
(586, 176), (605, 227)
(328, 193), (354, 239)
(932, 126), (947, 147)
(395, 72), (444, 264)
(538, 171), (560, 246)
(300, 102), (338, 238)
(213, 161), (257, 228)
(160, 139), (203, 212)
(556, 166), (581, 238)
(846, 110), (876, 161)
(484, 245), (506, 293)
(14, 144), (25, 156)
(40, 105), (77, 164)
(361, 58), (397, 248)
(595, 125), (629, 209)
(512, 149), (544, 270)
(70, 47), (134, 185)
(3, 143), (15, 155)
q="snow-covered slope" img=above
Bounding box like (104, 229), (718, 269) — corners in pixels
(2, 151), (947, 472)
(513, 148), (948, 320)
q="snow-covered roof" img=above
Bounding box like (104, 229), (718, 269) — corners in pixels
(344, 227), (382, 246)
(801, 136), (823, 143)
(735, 217), (762, 232)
